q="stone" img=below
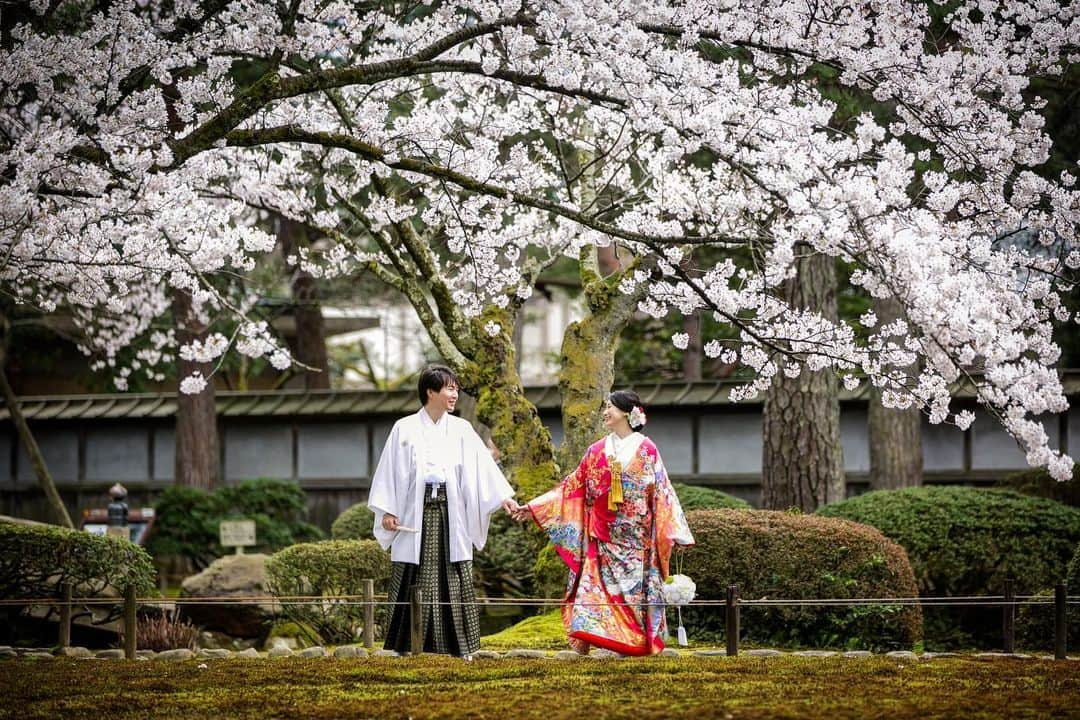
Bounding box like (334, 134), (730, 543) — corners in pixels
(692, 649), (728, 657)
(268, 646), (294, 658)
(136, 650), (156, 659)
(157, 649), (195, 661)
(55, 646), (94, 658)
(234, 648), (260, 658)
(334, 646), (369, 659)
(374, 649), (401, 658)
(24, 652), (55, 660)
(266, 636), (298, 652)
(745, 649), (785, 657)
(471, 650), (501, 659)
(506, 649), (547, 659)
(300, 646), (327, 658)
(96, 649), (127, 659)
(659, 648), (681, 658)
(0, 649), (18, 660)
(842, 651), (873, 658)
(591, 648), (623, 659)
(198, 649), (232, 659)
(886, 651), (919, 660)
(794, 650), (837, 658)
(921, 652), (959, 660)
(973, 652), (1032, 660)
(179, 554), (275, 637)
(554, 650), (583, 660)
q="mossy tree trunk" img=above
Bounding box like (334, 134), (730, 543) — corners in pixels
(279, 216), (330, 390)
(868, 295), (923, 489)
(761, 245), (845, 511)
(556, 248), (653, 471)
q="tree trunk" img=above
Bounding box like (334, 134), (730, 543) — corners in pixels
(173, 288), (219, 490)
(279, 217), (330, 390)
(468, 310), (560, 502)
(682, 313), (702, 381)
(761, 246), (845, 511)
(0, 316), (74, 527)
(868, 295), (923, 489)
(557, 314), (619, 471)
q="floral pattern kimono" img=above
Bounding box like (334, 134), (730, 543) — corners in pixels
(527, 433), (694, 656)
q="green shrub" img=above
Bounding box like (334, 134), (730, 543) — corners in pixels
(147, 479), (324, 569)
(533, 544), (569, 600)
(0, 522), (157, 599)
(265, 539), (391, 644)
(474, 511), (541, 597)
(818, 486), (1080, 649)
(672, 483), (752, 511)
(1017, 541), (1080, 651)
(996, 468), (1080, 507)
(681, 509), (922, 651)
(331, 503), (375, 541)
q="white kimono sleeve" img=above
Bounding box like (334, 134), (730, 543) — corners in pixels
(460, 427), (514, 552)
(367, 422), (408, 552)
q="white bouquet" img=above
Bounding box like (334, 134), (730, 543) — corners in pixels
(661, 574), (695, 646)
(662, 574), (696, 606)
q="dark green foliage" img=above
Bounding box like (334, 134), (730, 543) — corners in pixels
(818, 486), (1080, 649)
(682, 509), (922, 651)
(672, 483), (751, 511)
(264, 539), (391, 644)
(146, 479), (324, 569)
(996, 467), (1080, 507)
(532, 544), (568, 600)
(330, 503), (375, 540)
(473, 511), (540, 597)
(1017, 541), (1080, 651)
(0, 522), (157, 599)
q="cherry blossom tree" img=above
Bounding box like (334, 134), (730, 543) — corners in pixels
(2, 0), (1077, 495)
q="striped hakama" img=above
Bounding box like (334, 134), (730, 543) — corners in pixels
(384, 485), (481, 656)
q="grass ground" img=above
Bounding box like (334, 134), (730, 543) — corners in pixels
(1, 654), (1076, 720)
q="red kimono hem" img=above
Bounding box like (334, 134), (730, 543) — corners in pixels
(570, 630), (666, 657)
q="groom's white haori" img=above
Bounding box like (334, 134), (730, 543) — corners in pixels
(368, 408), (514, 564)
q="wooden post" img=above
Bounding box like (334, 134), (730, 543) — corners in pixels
(726, 584), (740, 657)
(58, 583), (72, 648)
(362, 578), (375, 650)
(1003, 578), (1015, 654)
(409, 586), (423, 656)
(123, 585), (137, 660)
(1055, 583), (1067, 661)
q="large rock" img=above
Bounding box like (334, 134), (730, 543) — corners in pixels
(180, 554), (276, 638)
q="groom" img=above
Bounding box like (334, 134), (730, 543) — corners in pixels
(367, 364), (516, 657)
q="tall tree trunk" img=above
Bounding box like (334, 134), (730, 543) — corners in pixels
(761, 246), (845, 511)
(173, 289), (219, 490)
(868, 295), (923, 489)
(0, 313), (74, 527)
(682, 313), (702, 381)
(279, 217), (330, 389)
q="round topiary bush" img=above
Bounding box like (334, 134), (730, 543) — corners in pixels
(265, 539), (391, 644)
(331, 503), (375, 540)
(681, 509), (922, 651)
(818, 486), (1080, 649)
(672, 483), (752, 511)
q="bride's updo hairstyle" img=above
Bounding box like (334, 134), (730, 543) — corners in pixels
(609, 389), (647, 432)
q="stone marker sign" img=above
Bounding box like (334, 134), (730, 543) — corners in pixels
(219, 520), (256, 554)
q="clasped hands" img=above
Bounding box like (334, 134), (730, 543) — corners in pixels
(381, 500), (529, 531)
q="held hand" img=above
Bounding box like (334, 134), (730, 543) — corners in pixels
(381, 514), (400, 531)
(501, 499), (521, 517)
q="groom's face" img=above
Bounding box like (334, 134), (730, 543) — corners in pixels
(427, 382), (458, 414)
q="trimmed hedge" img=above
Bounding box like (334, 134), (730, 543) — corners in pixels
(818, 486), (1080, 649)
(147, 479), (324, 569)
(996, 468), (1080, 508)
(0, 522), (157, 599)
(1017, 541), (1080, 650)
(672, 483), (752, 511)
(265, 539), (391, 644)
(331, 503), (375, 541)
(681, 509), (922, 651)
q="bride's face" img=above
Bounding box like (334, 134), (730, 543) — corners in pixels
(602, 399), (628, 429)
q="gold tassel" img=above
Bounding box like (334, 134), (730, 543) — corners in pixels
(607, 458), (623, 511)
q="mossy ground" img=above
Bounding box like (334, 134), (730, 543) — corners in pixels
(0, 654), (1076, 719)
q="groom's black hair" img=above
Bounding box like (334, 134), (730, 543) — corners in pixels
(609, 389), (646, 431)
(418, 364), (459, 406)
